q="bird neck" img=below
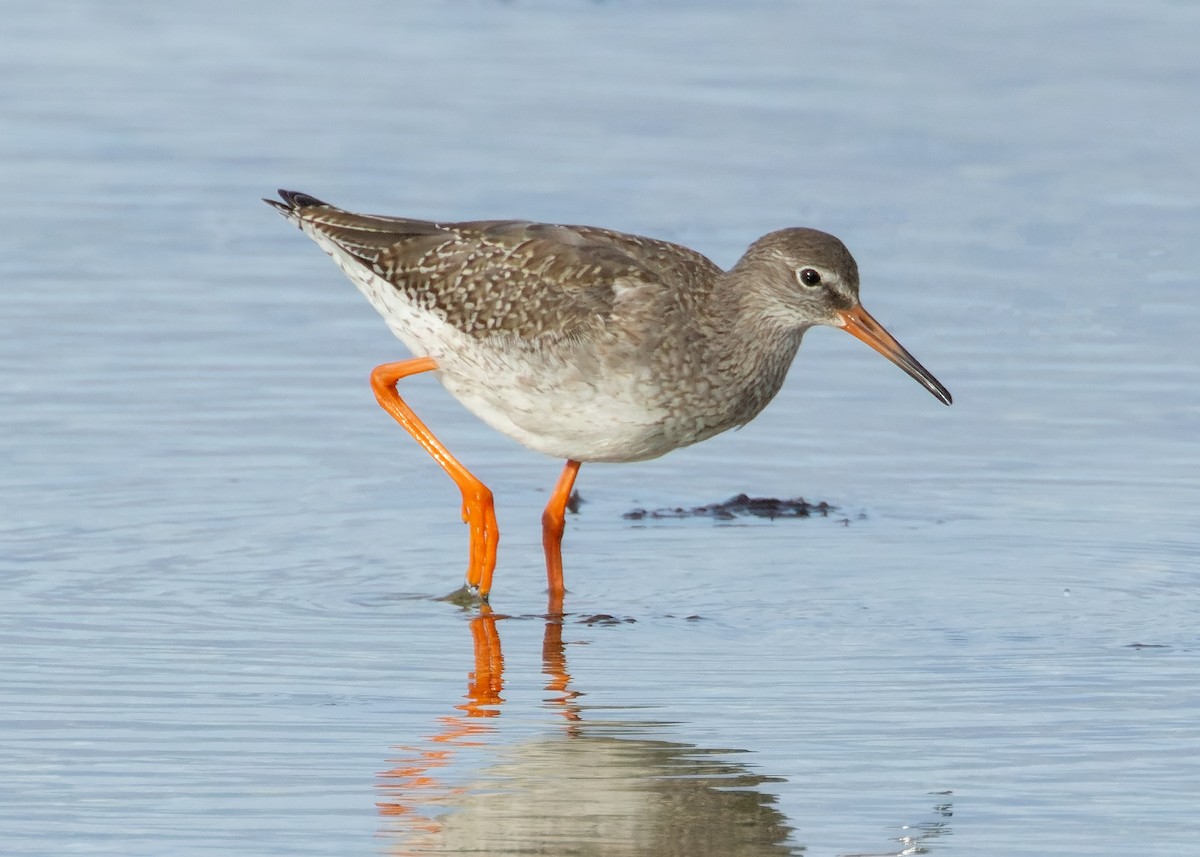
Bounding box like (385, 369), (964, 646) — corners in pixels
(700, 270), (809, 421)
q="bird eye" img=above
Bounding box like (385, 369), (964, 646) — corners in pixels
(797, 267), (822, 288)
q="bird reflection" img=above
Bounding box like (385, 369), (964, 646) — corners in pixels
(377, 608), (799, 856)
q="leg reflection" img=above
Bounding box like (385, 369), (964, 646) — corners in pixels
(376, 609), (504, 828)
(379, 607), (805, 856)
(462, 606), (503, 717)
(541, 613), (582, 724)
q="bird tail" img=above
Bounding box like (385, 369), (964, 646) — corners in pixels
(262, 189), (330, 220)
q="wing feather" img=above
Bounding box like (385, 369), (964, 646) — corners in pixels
(269, 192), (722, 342)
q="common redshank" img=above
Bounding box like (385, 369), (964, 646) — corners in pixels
(266, 190), (951, 602)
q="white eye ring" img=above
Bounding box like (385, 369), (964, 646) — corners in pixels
(796, 267), (822, 288)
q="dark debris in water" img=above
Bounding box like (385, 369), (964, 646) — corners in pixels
(624, 493), (838, 521)
(1125, 642), (1170, 649)
(579, 613), (637, 626)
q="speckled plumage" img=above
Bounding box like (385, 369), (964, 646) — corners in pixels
(266, 190), (888, 463)
(266, 190), (951, 600)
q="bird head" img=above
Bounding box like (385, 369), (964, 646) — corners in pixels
(734, 228), (952, 405)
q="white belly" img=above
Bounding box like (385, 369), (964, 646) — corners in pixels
(309, 228), (677, 462)
(435, 338), (676, 463)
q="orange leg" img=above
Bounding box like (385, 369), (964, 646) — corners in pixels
(542, 459), (582, 605)
(370, 359), (499, 600)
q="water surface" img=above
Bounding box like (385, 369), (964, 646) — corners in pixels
(2, 1), (1199, 855)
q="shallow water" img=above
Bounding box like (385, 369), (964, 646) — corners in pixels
(3, 1), (1199, 855)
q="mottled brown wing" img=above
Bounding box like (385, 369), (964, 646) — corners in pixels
(563, 225), (723, 293)
(277, 194), (700, 341)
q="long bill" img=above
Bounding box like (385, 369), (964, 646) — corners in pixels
(837, 305), (953, 405)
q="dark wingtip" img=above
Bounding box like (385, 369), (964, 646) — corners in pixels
(264, 189), (331, 211)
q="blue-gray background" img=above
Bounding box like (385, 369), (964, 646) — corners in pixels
(2, 2), (1197, 855)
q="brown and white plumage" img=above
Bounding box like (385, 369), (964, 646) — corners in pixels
(266, 189), (950, 602)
